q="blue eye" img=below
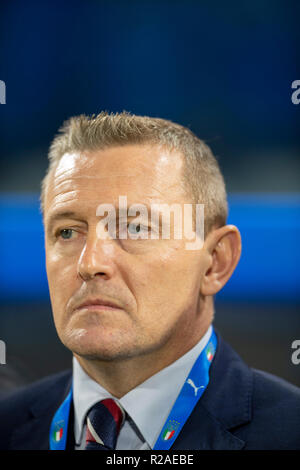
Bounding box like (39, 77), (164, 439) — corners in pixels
(128, 223), (148, 235)
(128, 224), (140, 234)
(60, 229), (74, 239)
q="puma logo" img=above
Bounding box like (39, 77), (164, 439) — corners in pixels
(186, 378), (204, 396)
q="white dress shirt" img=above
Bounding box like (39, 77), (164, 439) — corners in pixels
(73, 325), (212, 450)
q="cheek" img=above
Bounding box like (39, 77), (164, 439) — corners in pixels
(132, 248), (202, 315)
(46, 250), (78, 311)
(46, 239), (78, 277)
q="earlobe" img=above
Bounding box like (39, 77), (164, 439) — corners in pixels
(200, 225), (242, 296)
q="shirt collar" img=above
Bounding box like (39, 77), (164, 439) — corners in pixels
(72, 325), (212, 448)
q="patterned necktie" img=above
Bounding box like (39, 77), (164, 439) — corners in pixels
(85, 398), (125, 450)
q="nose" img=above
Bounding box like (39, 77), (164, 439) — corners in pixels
(77, 231), (115, 282)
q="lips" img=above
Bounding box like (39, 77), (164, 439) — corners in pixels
(75, 298), (122, 311)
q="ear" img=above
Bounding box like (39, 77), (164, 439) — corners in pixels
(200, 225), (242, 296)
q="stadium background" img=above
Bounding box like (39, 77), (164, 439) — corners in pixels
(0, 0), (299, 394)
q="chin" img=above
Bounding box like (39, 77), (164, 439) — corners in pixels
(61, 326), (139, 361)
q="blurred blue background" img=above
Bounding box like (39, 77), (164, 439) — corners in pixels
(0, 0), (299, 393)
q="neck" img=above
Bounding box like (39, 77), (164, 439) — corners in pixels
(74, 300), (213, 398)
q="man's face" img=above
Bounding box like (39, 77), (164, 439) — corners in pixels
(44, 144), (210, 361)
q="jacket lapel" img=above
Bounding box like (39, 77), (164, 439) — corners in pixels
(10, 415), (52, 450)
(171, 331), (252, 450)
(171, 403), (245, 450)
(10, 371), (72, 450)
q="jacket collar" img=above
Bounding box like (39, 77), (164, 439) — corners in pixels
(171, 331), (253, 450)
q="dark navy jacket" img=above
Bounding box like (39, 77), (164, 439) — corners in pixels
(0, 333), (299, 450)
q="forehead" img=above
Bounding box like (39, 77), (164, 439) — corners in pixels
(45, 145), (187, 214)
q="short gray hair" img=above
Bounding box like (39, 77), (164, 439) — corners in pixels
(40, 111), (228, 237)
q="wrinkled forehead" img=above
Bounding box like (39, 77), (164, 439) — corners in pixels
(45, 145), (186, 211)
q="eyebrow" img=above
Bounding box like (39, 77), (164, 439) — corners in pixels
(46, 211), (87, 233)
(46, 203), (167, 232)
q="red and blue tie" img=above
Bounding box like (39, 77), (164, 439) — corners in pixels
(85, 398), (125, 450)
